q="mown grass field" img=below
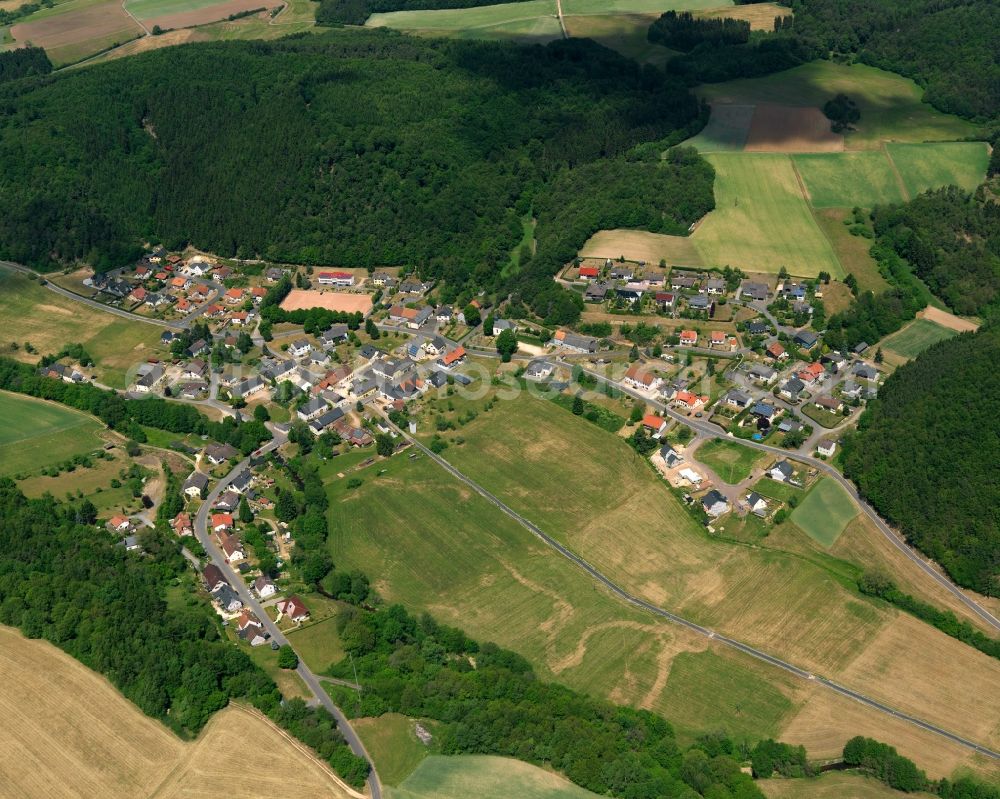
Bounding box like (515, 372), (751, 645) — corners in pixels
(562, 0), (722, 13)
(579, 228), (704, 267)
(0, 625), (355, 799)
(691, 153), (843, 277)
(793, 150), (906, 208)
(694, 437), (764, 484)
(760, 771), (937, 798)
(366, 0), (560, 40)
(354, 714), (434, 786)
(882, 317), (957, 360)
(285, 616), (346, 675)
(0, 391), (105, 476)
(697, 61), (982, 149)
(0, 270), (169, 388)
(326, 449), (802, 744)
(885, 141), (990, 198)
(683, 103), (754, 152)
(789, 478), (857, 547)
(391, 755), (602, 799)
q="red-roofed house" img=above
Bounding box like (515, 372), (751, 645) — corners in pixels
(441, 346), (467, 368)
(679, 330), (698, 346)
(673, 391), (707, 410)
(129, 286), (147, 303)
(623, 364), (662, 392)
(176, 298), (192, 312)
(224, 288), (244, 304)
(250, 287), (268, 301)
(798, 362), (825, 383)
(317, 271), (355, 287)
(172, 512), (193, 537)
(204, 304), (224, 318)
(579, 265), (599, 280)
(642, 414), (667, 437)
(276, 595), (310, 623)
(108, 514), (131, 532)
(170, 276), (191, 290)
(655, 292), (675, 310)
(211, 513), (233, 532)
(767, 341), (787, 360)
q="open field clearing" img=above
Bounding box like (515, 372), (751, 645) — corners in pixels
(683, 103), (754, 152)
(781, 677), (1000, 782)
(744, 104), (842, 153)
(760, 772), (936, 799)
(128, 0), (263, 21)
(562, 0), (723, 13)
(285, 616), (346, 674)
(789, 478), (857, 547)
(810, 209), (889, 294)
(327, 452), (803, 742)
(354, 714), (432, 786)
(391, 755), (601, 799)
(17, 449), (136, 511)
(885, 141), (990, 198)
(579, 227), (703, 266)
(366, 0), (558, 38)
(693, 437), (764, 483)
(0, 625), (358, 799)
(10, 0), (142, 64)
(280, 288), (373, 315)
(0, 391), (105, 476)
(0, 270), (169, 388)
(793, 151), (905, 208)
(695, 2), (785, 29)
(882, 317), (957, 360)
(697, 62), (982, 149)
(917, 305), (979, 332)
(691, 152), (842, 277)
(141, 0), (273, 29)
(562, 13), (670, 67)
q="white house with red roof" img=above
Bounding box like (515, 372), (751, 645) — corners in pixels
(317, 271), (355, 287)
(679, 330), (698, 346)
(276, 595), (310, 623)
(642, 414), (667, 438)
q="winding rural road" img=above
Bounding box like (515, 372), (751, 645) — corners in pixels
(571, 362), (1000, 635)
(192, 430), (382, 799)
(382, 414), (1000, 762)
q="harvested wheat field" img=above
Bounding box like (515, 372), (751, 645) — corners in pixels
(780, 681), (1000, 782)
(744, 104), (843, 153)
(917, 305), (979, 333)
(0, 626), (357, 799)
(579, 228), (704, 267)
(280, 289), (373, 315)
(10, 0), (143, 64)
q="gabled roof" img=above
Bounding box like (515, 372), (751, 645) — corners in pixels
(442, 346), (466, 366)
(642, 414), (665, 430)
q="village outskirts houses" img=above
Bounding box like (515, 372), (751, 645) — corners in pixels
(623, 364), (662, 393)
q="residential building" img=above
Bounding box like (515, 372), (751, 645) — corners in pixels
(780, 377), (805, 401)
(766, 341), (787, 360)
(794, 330), (819, 349)
(316, 271), (354, 287)
(623, 365), (662, 392)
(815, 395), (843, 413)
(440, 346), (467, 369)
(172, 512), (193, 537)
(578, 265), (599, 280)
(203, 564), (228, 593)
(204, 443), (239, 465)
(748, 364), (777, 384)
(276, 595), (310, 622)
(769, 461), (794, 482)
(232, 376), (266, 399)
(297, 396), (328, 421)
(740, 281), (770, 301)
(585, 282), (611, 302)
(679, 330), (698, 346)
(745, 492), (768, 516)
(183, 471), (209, 498)
(655, 292), (675, 310)
(212, 513), (234, 532)
(552, 330), (598, 353)
(525, 360), (554, 381)
(724, 390), (752, 409)
(702, 489), (730, 518)
(254, 574), (277, 599)
(289, 339), (312, 358)
(212, 584), (243, 613)
(134, 364), (165, 393)
(642, 414), (667, 437)
(817, 438), (837, 457)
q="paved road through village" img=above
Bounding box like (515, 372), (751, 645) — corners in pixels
(192, 429), (382, 799)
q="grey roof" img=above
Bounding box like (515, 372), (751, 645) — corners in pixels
(260, 358), (295, 382)
(751, 402), (776, 419)
(291, 338), (311, 351)
(183, 471), (209, 491)
(853, 363), (878, 380)
(556, 332), (598, 352)
(212, 584), (242, 610)
(749, 364), (776, 380)
(794, 330), (819, 348)
(205, 443), (239, 462)
(853, 341), (870, 354)
(746, 321), (769, 335)
(688, 294), (709, 309)
(233, 375), (265, 397)
(309, 407), (345, 433)
(772, 460), (794, 477)
(320, 324), (349, 343)
(740, 281), (770, 300)
(702, 489), (728, 509)
(525, 359), (554, 378)
(585, 282), (610, 301)
(230, 469), (253, 493)
(777, 418), (802, 433)
(493, 318), (517, 332)
(725, 390), (752, 406)
(298, 397), (327, 417)
(136, 364), (164, 388)
(783, 377), (805, 395)
(705, 278), (726, 291)
(747, 492), (764, 506)
(359, 344), (380, 359)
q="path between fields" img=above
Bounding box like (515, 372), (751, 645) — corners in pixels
(121, 0), (151, 35)
(381, 413), (1000, 762)
(554, 0), (567, 38)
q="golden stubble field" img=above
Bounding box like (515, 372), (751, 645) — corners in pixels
(0, 626), (358, 799)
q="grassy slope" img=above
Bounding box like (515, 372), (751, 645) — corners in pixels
(0, 270), (168, 388)
(391, 755), (602, 799)
(790, 478), (858, 548)
(353, 714), (432, 786)
(562, 0), (723, 13)
(810, 209), (889, 294)
(793, 151), (907, 208)
(694, 438), (764, 483)
(327, 451), (800, 743)
(0, 391), (105, 476)
(760, 771), (937, 799)
(697, 61), (982, 149)
(366, 0), (556, 33)
(692, 152), (842, 277)
(882, 317), (957, 360)
(885, 142), (990, 198)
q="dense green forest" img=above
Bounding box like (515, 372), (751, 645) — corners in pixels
(652, 0), (999, 122)
(647, 11), (750, 51)
(315, 0), (532, 26)
(0, 31), (710, 324)
(0, 47), (52, 83)
(0, 479), (370, 786)
(842, 327), (1000, 595)
(871, 187), (1000, 318)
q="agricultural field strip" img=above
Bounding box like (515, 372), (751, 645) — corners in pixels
(570, 364), (1000, 635)
(383, 414), (1000, 760)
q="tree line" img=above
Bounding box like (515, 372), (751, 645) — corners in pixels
(0, 46), (52, 83)
(0, 356), (271, 454)
(0, 479), (369, 787)
(842, 326), (1000, 595)
(0, 31), (710, 326)
(647, 11), (751, 51)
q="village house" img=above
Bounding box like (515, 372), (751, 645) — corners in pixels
(623, 364), (662, 392)
(578, 265), (600, 280)
(214, 490), (240, 513)
(297, 396), (328, 422)
(817, 438), (837, 457)
(224, 288), (244, 304)
(815, 395), (843, 413)
(134, 364), (165, 393)
(688, 294), (710, 312)
(309, 407), (345, 436)
(655, 292), (675, 310)
(671, 274), (698, 291)
(232, 376), (267, 399)
(172, 512), (193, 537)
(265, 267), (284, 282)
(108, 514), (131, 533)
(769, 461), (795, 482)
(212, 513), (234, 533)
(702, 489), (730, 518)
(704, 278), (726, 295)
(748, 364), (777, 384)
(585, 282), (610, 302)
(780, 377), (805, 401)
(289, 339), (312, 358)
(317, 271), (355, 287)
(492, 318), (518, 334)
(659, 444), (683, 469)
(276, 595), (310, 623)
(552, 330), (598, 354)
(525, 360), (554, 381)
(203, 564), (228, 593)
(610, 266), (634, 281)
(751, 402), (776, 422)
(439, 346), (467, 369)
(679, 329), (698, 346)
(254, 574), (277, 599)
(724, 390), (752, 410)
(798, 362), (825, 384)
(219, 533), (244, 563)
(183, 471), (209, 498)
(709, 331), (737, 351)
(740, 281), (770, 301)
(745, 492), (768, 516)
(212, 584), (243, 613)
(204, 443), (239, 465)
(230, 470), (253, 495)
(673, 391), (707, 411)
(794, 330), (819, 350)
(766, 341), (787, 360)
(642, 414), (667, 438)
(435, 306), (453, 323)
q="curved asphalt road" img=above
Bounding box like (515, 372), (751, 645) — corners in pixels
(571, 363), (1000, 634)
(193, 430), (382, 799)
(384, 415), (1000, 761)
